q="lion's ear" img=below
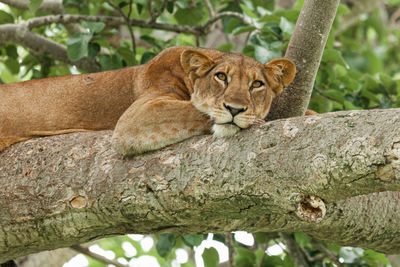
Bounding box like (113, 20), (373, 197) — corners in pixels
(180, 50), (215, 78)
(264, 58), (296, 95)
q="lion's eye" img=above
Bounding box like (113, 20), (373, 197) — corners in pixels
(215, 72), (227, 82)
(251, 80), (264, 89)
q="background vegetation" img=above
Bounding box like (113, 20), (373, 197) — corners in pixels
(1, 0), (400, 266)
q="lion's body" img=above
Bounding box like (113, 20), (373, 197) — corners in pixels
(0, 46), (295, 156)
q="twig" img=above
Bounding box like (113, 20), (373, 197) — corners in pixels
(390, 6), (400, 25)
(147, 0), (153, 18)
(0, 6), (252, 69)
(300, 246), (325, 262)
(203, 0), (215, 18)
(107, 1), (137, 62)
(71, 245), (129, 267)
(258, 243), (269, 267)
(310, 240), (342, 266)
(313, 86), (343, 103)
(201, 11), (252, 31)
(16, 12), (250, 36)
(148, 0), (168, 23)
(226, 233), (236, 267)
(280, 233), (310, 267)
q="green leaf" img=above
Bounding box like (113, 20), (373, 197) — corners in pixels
(337, 4), (350, 15)
(294, 232), (311, 248)
(117, 46), (136, 66)
(66, 33), (92, 61)
(364, 250), (389, 264)
(166, 1), (174, 13)
(82, 21), (105, 33)
(0, 10), (14, 24)
(363, 50), (383, 74)
(217, 43), (235, 52)
(236, 255), (254, 267)
(232, 25), (257, 36)
(363, 74), (381, 94)
(254, 45), (281, 64)
(334, 64), (347, 77)
(118, 1), (129, 9)
(202, 247), (219, 267)
(181, 234), (204, 247)
(0, 64), (18, 83)
(239, 4), (257, 18)
(322, 48), (349, 68)
(344, 100), (361, 110)
(136, 3), (144, 14)
(99, 54), (123, 71)
(87, 43), (100, 60)
(380, 73), (397, 95)
(220, 3), (243, 33)
(339, 247), (363, 263)
(283, 254), (294, 267)
(6, 45), (18, 59)
(212, 234), (225, 244)
(260, 255), (284, 267)
(279, 17), (294, 36)
(156, 234), (176, 257)
(174, 4), (205, 26)
(141, 35), (163, 49)
(321, 89), (346, 104)
(29, 0), (43, 12)
(340, 76), (359, 91)
(388, 0), (400, 5)
(235, 247), (256, 267)
(5, 58), (20, 74)
(253, 232), (267, 244)
(360, 87), (380, 104)
(140, 51), (157, 64)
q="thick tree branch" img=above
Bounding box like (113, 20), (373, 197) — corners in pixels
(0, 0), (83, 34)
(3, 12), (250, 36)
(0, 0), (64, 13)
(280, 233), (310, 267)
(267, 0), (340, 120)
(1, 109), (400, 262)
(0, 24), (100, 72)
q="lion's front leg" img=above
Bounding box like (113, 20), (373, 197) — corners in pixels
(112, 96), (211, 156)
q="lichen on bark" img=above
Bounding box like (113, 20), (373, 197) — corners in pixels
(1, 109), (400, 262)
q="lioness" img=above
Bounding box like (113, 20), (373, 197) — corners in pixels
(0, 46), (295, 156)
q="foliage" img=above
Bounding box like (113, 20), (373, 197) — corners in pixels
(0, 0), (399, 266)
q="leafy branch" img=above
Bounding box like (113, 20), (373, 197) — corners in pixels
(71, 245), (129, 267)
(107, 0), (137, 63)
(0, 1), (252, 72)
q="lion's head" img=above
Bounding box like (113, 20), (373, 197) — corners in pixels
(180, 49), (296, 137)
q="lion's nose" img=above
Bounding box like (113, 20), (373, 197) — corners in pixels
(223, 103), (247, 117)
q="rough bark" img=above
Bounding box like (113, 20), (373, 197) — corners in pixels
(267, 0), (340, 120)
(1, 109), (400, 262)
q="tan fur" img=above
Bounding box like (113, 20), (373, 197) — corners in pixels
(0, 46), (295, 156)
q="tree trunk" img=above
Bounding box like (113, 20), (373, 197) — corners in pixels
(267, 0), (340, 120)
(1, 109), (400, 262)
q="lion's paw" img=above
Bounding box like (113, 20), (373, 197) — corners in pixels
(212, 124), (240, 138)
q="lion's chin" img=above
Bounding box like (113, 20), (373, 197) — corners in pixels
(212, 123), (241, 138)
